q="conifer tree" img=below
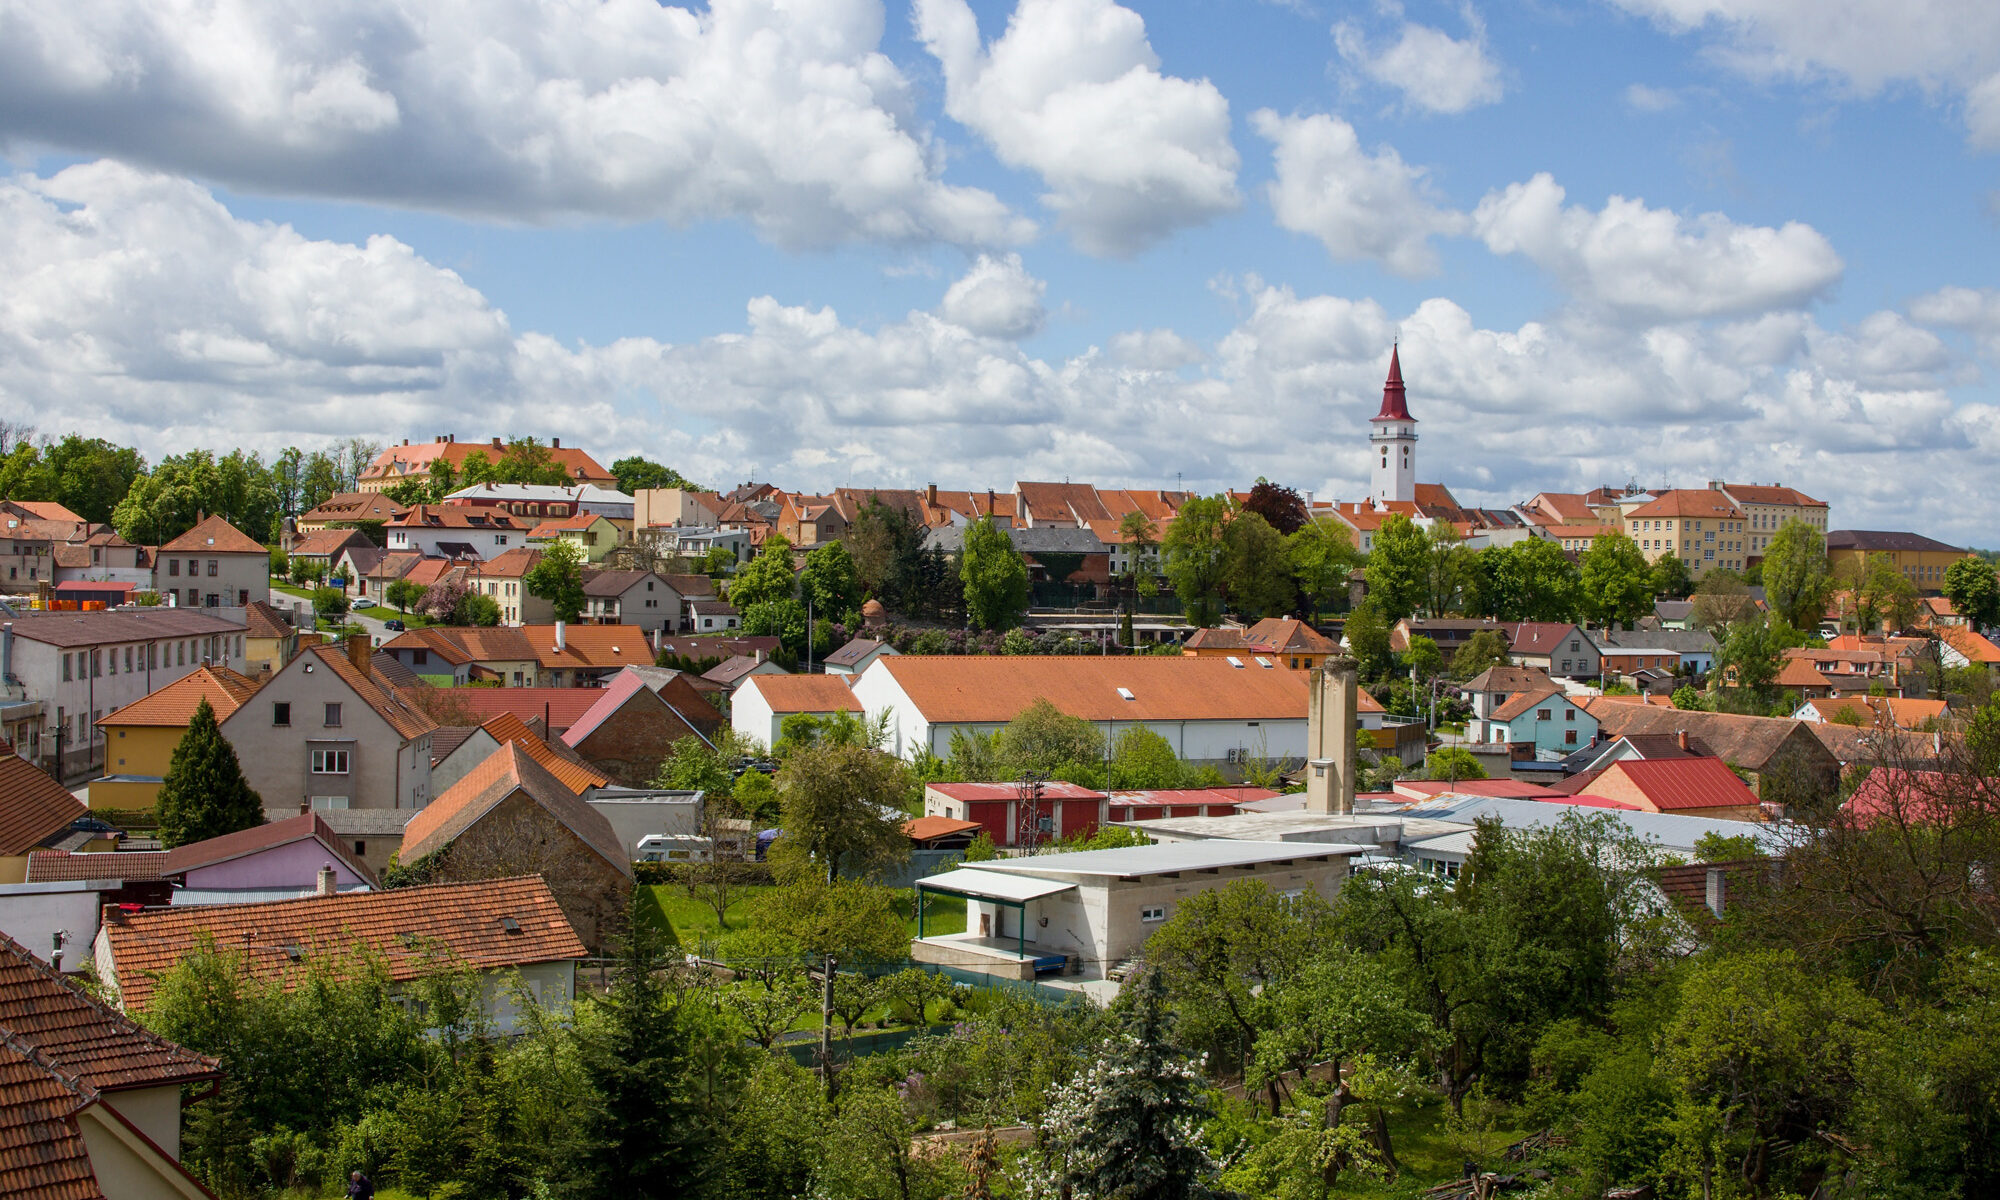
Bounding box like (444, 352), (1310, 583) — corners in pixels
(156, 697), (265, 848)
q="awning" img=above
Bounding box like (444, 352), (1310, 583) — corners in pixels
(915, 868), (1075, 904)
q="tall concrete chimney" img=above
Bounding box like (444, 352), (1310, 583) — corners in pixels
(554, 620), (566, 653)
(1304, 657), (1359, 815)
(318, 864), (337, 896)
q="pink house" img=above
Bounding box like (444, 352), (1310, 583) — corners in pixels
(28, 813), (377, 907)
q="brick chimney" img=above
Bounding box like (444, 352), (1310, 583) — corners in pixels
(1304, 658), (1359, 815)
(492, 437), (503, 448)
(317, 864), (337, 897)
(1677, 729), (1690, 751)
(346, 635), (371, 679)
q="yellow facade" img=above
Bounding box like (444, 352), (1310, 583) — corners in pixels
(1827, 545), (1972, 592)
(91, 723), (187, 811)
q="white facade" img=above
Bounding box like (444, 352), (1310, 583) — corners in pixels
(730, 681), (858, 749)
(385, 524), (518, 561)
(154, 549), (268, 609)
(0, 880), (116, 971)
(1370, 418), (1416, 505)
(849, 661), (1307, 767)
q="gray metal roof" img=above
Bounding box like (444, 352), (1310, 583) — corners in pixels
(916, 868), (1077, 902)
(923, 524), (1109, 555)
(971, 839), (1361, 879)
(1399, 794), (1788, 854)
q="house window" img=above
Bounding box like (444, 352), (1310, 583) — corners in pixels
(311, 748), (350, 774)
(1565, 729), (1579, 745)
(208, 560), (219, 576)
(1537, 708), (1552, 721)
(413, 649), (429, 666)
(311, 795), (350, 810)
(1566, 709), (1576, 721)
(354, 841), (367, 856)
(324, 703), (343, 727)
(1140, 906), (1167, 923)
(62, 654), (71, 682)
(124, 646), (133, 672)
(168, 559), (180, 576)
(273, 702), (291, 727)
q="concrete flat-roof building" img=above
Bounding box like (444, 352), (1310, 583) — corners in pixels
(910, 839), (1360, 980)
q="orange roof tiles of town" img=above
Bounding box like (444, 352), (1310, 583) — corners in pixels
(0, 933), (218, 1095)
(304, 643), (438, 741)
(1624, 489), (1744, 520)
(401, 743), (628, 876)
(159, 514), (265, 554)
(476, 713), (609, 794)
(523, 624), (650, 667)
(102, 876), (585, 1013)
(97, 665), (262, 728)
(741, 674), (862, 712)
(871, 655), (1312, 723)
(0, 749), (87, 857)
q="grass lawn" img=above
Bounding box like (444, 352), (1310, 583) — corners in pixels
(641, 883), (968, 951)
(271, 581), (315, 600)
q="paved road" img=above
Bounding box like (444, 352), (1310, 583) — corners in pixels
(273, 594), (407, 647)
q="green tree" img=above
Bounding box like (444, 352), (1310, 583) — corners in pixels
(800, 540), (863, 618)
(1852, 552), (1920, 634)
(996, 698), (1104, 781)
(1718, 614), (1800, 692)
(1579, 532), (1654, 629)
(1364, 515), (1428, 622)
(1671, 684), (1704, 710)
(730, 533), (797, 610)
(579, 899), (747, 1199)
(1690, 568), (1759, 635)
(741, 598), (815, 660)
(1422, 522), (1472, 617)
(1450, 629), (1512, 680)
(1288, 517), (1359, 620)
(384, 578), (424, 613)
(1424, 745), (1487, 782)
(457, 592), (501, 626)
(1222, 510), (1295, 619)
(490, 437), (572, 485)
(1028, 969), (1226, 1200)
(1404, 635), (1444, 682)
(773, 742), (912, 883)
(1943, 556), (2000, 631)
(312, 586), (349, 623)
(1649, 550), (1694, 600)
(1109, 726), (1190, 789)
(1161, 496), (1231, 627)
(1471, 538), (1583, 622)
(1343, 602), (1393, 681)
(653, 735), (735, 796)
(523, 539), (587, 623)
(156, 699), (265, 848)
(611, 456), (697, 494)
(959, 517), (1031, 631)
(1762, 519), (1834, 632)
(846, 498), (928, 614)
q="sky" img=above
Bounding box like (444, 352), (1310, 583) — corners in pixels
(1, 0), (1998, 543)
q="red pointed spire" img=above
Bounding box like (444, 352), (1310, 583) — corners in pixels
(1372, 344), (1413, 422)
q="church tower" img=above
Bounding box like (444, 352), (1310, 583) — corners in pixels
(1369, 345), (1416, 505)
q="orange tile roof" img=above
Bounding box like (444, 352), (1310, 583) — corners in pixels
(26, 851), (171, 883)
(4, 499), (85, 523)
(361, 440), (612, 485)
(902, 815), (982, 841)
(1773, 659), (1834, 689)
(445, 688), (608, 732)
(388, 504), (524, 531)
(477, 713), (609, 794)
(401, 743), (630, 877)
(102, 876), (585, 1013)
(1806, 695), (1950, 730)
(242, 600), (295, 640)
(873, 655), (1311, 724)
(1242, 617), (1338, 655)
(1624, 489), (1744, 520)
(96, 666), (262, 728)
(522, 624), (651, 670)
(1940, 626), (2000, 665)
(527, 513), (611, 536)
(302, 643), (439, 741)
(159, 514), (265, 554)
(0, 1039), (106, 1200)
(300, 491), (411, 524)
(288, 527), (372, 559)
(739, 674), (862, 713)
(468, 547), (544, 579)
(1719, 483), (1825, 508)
(0, 750), (87, 857)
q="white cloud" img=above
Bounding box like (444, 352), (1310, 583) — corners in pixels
(1472, 172), (1843, 321)
(1610, 0), (2000, 148)
(914, 0), (1241, 256)
(1254, 109), (1469, 276)
(1910, 285), (2000, 357)
(1624, 83), (1682, 111)
(939, 253), (1047, 340)
(1332, 12), (1505, 115)
(2, 162), (1994, 543)
(0, 0), (1030, 249)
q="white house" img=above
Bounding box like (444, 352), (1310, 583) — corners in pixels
(383, 505), (526, 561)
(822, 637), (898, 677)
(732, 674), (862, 749)
(849, 655), (1311, 772)
(911, 840), (1360, 980)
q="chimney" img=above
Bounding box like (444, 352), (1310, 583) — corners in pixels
(1677, 730), (1690, 751)
(492, 437), (503, 449)
(926, 482), (938, 506)
(552, 437), (561, 448)
(1304, 658), (1359, 816)
(754, 649), (766, 664)
(401, 438), (409, 446)
(1705, 867), (1727, 917)
(317, 864), (337, 897)
(346, 635), (371, 679)
(554, 620), (566, 652)
(101, 903), (126, 928)
(2, 622), (13, 686)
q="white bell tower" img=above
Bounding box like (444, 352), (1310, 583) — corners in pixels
(1369, 345), (1417, 505)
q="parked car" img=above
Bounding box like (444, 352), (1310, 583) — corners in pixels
(353, 598), (376, 609)
(383, 618), (405, 631)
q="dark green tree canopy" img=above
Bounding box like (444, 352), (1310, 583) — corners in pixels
(156, 698), (265, 848)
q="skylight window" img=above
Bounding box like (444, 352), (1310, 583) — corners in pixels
(1117, 687), (1135, 700)
(1225, 656), (1244, 668)
(1253, 657), (1272, 668)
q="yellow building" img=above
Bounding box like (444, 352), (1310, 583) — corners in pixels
(1712, 482), (1828, 561)
(1825, 531), (1972, 592)
(1621, 489), (1750, 580)
(243, 599), (300, 677)
(91, 666), (263, 811)
(526, 513), (623, 563)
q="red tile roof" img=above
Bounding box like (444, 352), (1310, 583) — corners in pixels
(97, 666), (262, 728)
(241, 600), (295, 640)
(0, 750), (87, 857)
(1491, 687), (1568, 722)
(477, 713), (608, 794)
(401, 743), (630, 877)
(523, 625), (651, 670)
(926, 781), (1106, 802)
(1718, 483), (1825, 508)
(102, 876), (586, 1013)
(25, 851), (171, 884)
(1392, 778), (1561, 800)
(388, 504), (524, 531)
(1106, 787), (1279, 809)
(1773, 659), (1834, 689)
(159, 514), (264, 555)
(446, 688), (609, 733)
(4, 500), (85, 523)
(300, 643), (439, 742)
(0, 934), (218, 1093)
(299, 491), (411, 525)
(738, 674), (862, 714)
(1607, 757), (1760, 813)
(1623, 489), (1743, 520)
(361, 440), (612, 487)
(874, 655), (1312, 724)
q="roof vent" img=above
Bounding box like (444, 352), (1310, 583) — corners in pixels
(283, 943), (303, 962)
(1116, 687), (1135, 700)
(206, 537), (214, 546)
(498, 916), (522, 934)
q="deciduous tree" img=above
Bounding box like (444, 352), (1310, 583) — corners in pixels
(1943, 556), (2000, 631)
(800, 540), (863, 619)
(1161, 496), (1231, 627)
(772, 743), (911, 883)
(996, 698), (1104, 781)
(730, 534), (798, 610)
(523, 539), (586, 623)
(959, 517), (1029, 632)
(1288, 517), (1359, 621)
(1364, 515), (1427, 622)
(1763, 519), (1834, 631)
(1579, 533), (1654, 629)
(1223, 509), (1295, 619)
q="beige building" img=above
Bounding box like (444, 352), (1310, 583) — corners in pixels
(155, 515), (269, 609)
(1825, 530), (1973, 593)
(219, 641), (437, 813)
(1622, 489), (1749, 580)
(1711, 482), (1828, 562)
(632, 487), (722, 530)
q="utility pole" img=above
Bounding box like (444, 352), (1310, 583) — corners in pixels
(820, 953), (838, 1098)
